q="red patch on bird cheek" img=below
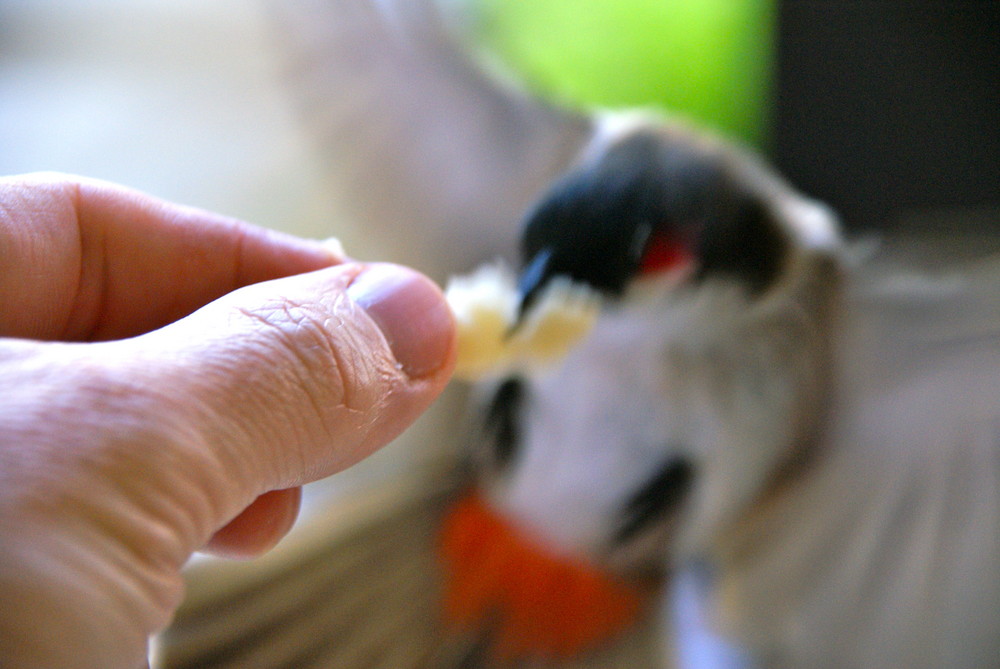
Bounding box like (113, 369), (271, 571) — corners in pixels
(639, 234), (694, 276)
(438, 490), (652, 661)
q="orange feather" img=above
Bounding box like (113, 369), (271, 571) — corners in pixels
(439, 490), (651, 662)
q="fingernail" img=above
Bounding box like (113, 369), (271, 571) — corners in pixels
(347, 264), (455, 378)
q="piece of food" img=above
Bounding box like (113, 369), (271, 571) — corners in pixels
(446, 262), (600, 380)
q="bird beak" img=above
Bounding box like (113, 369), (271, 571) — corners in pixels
(513, 248), (555, 333)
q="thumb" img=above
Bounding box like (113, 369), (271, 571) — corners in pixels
(0, 261), (455, 665)
(114, 261), (456, 557)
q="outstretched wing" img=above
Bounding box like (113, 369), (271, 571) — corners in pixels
(713, 227), (1000, 668)
(269, 0), (593, 281)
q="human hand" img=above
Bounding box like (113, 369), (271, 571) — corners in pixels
(0, 173), (455, 668)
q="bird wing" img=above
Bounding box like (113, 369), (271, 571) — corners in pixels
(267, 0), (593, 281)
(711, 228), (1000, 668)
(153, 464), (665, 668)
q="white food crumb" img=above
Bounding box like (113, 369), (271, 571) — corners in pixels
(445, 262), (600, 380)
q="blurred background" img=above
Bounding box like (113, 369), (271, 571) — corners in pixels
(464, 0), (1000, 231)
(0, 0), (340, 236)
(2, 0), (997, 510)
(3, 0), (997, 229)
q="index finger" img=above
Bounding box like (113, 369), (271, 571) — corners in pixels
(0, 173), (343, 341)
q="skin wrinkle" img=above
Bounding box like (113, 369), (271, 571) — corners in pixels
(1, 354), (193, 656)
(1, 346), (111, 505)
(83, 336), (269, 546)
(142, 392), (242, 553)
(96, 219), (114, 341)
(233, 302), (350, 408)
(300, 294), (403, 473)
(325, 292), (406, 465)
(1, 528), (153, 668)
(105, 426), (220, 568)
(74, 353), (230, 565)
(338, 365), (402, 478)
(186, 336), (295, 493)
(326, 295), (379, 415)
(65, 181), (88, 339)
(134, 207), (199, 341)
(284, 303), (352, 422)
(67, 523), (170, 661)
(67, 494), (183, 626)
(203, 281), (397, 486)
(262, 302), (348, 481)
(173, 207), (248, 328)
(124, 339), (311, 560)
(66, 180), (108, 342)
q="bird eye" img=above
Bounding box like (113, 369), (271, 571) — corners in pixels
(482, 377), (526, 469)
(615, 456), (694, 544)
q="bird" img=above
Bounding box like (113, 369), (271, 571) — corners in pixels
(155, 1), (1000, 667)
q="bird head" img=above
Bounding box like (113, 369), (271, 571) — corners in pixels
(515, 125), (791, 325)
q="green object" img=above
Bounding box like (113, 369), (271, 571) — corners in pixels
(469, 0), (777, 149)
